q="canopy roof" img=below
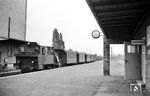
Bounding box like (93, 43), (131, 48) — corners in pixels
(86, 0), (150, 41)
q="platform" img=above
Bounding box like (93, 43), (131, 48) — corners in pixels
(0, 60), (144, 96)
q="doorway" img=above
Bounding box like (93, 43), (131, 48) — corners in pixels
(124, 42), (142, 80)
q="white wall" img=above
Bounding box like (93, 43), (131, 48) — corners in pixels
(0, 0), (27, 40)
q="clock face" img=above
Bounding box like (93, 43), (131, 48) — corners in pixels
(91, 30), (100, 39)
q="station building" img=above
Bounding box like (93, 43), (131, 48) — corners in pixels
(0, 0), (27, 70)
(86, 0), (150, 93)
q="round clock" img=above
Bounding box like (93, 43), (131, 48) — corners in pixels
(91, 30), (101, 39)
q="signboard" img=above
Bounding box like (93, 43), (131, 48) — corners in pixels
(130, 83), (140, 92)
(130, 83), (145, 92)
(131, 40), (145, 45)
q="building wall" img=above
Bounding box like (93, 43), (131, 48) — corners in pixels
(141, 45), (146, 83)
(134, 13), (150, 91)
(0, 43), (17, 64)
(0, 43), (8, 64)
(0, 0), (27, 40)
(146, 25), (150, 91)
(0, 40), (25, 70)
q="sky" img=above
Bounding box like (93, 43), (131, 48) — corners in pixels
(26, 0), (124, 55)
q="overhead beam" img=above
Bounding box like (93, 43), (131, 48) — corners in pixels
(104, 29), (134, 38)
(100, 15), (142, 22)
(103, 27), (136, 31)
(94, 2), (148, 13)
(101, 17), (140, 23)
(99, 14), (142, 20)
(91, 0), (142, 6)
(104, 29), (134, 33)
(107, 35), (133, 41)
(108, 39), (124, 44)
(106, 34), (133, 38)
(102, 23), (137, 28)
(97, 9), (145, 18)
(101, 19), (139, 25)
(106, 32), (133, 37)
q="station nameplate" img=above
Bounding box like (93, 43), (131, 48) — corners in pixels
(131, 40), (145, 45)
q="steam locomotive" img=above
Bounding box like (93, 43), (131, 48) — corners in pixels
(15, 42), (99, 72)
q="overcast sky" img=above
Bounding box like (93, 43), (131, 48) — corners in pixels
(26, 0), (124, 55)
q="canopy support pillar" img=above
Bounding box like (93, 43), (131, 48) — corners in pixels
(103, 36), (110, 76)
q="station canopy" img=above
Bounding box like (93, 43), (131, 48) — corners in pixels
(86, 0), (150, 41)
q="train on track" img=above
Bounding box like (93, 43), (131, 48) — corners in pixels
(14, 42), (100, 72)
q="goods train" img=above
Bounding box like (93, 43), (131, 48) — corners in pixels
(15, 42), (100, 72)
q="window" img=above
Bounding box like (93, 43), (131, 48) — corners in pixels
(127, 45), (135, 53)
(127, 45), (141, 53)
